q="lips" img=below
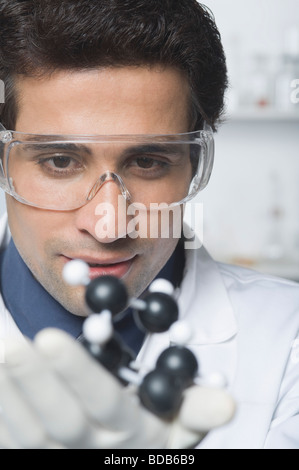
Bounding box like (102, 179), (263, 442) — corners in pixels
(87, 259), (135, 280)
(61, 255), (136, 280)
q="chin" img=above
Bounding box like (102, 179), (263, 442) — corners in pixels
(50, 284), (88, 317)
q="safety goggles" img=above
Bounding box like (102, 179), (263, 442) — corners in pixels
(0, 123), (214, 211)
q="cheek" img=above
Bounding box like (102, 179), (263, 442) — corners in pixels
(6, 197), (65, 257)
(126, 236), (178, 300)
(144, 236), (180, 284)
(138, 210), (182, 269)
(129, 205), (183, 239)
(147, 206), (184, 239)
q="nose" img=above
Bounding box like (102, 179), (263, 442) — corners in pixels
(74, 173), (133, 243)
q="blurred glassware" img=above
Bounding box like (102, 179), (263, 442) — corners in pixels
(275, 27), (299, 111)
(239, 54), (273, 109)
(262, 172), (285, 262)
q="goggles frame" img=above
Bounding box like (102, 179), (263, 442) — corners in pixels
(0, 123), (214, 211)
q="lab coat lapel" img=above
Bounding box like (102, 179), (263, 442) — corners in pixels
(175, 245), (238, 345)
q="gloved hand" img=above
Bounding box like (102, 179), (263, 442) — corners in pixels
(0, 329), (235, 449)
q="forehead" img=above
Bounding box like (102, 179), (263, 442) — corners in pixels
(14, 66), (191, 136)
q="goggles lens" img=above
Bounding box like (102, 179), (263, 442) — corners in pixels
(0, 130), (214, 210)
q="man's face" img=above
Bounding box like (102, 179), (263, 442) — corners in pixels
(6, 66), (191, 316)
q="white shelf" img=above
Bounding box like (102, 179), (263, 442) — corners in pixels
(226, 108), (299, 122)
(222, 257), (299, 282)
(253, 260), (299, 281)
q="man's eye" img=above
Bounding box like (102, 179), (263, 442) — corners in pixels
(35, 153), (84, 177)
(50, 156), (72, 168)
(136, 157), (157, 169)
(134, 156), (168, 169)
(124, 155), (170, 180)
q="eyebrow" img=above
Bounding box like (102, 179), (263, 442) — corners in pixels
(21, 142), (187, 160)
(22, 142), (93, 155)
(121, 144), (186, 158)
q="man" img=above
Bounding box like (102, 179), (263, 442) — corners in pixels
(0, 0), (298, 449)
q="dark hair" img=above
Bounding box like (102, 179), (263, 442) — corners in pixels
(0, 0), (228, 131)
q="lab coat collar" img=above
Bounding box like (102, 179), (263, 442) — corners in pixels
(174, 237), (238, 345)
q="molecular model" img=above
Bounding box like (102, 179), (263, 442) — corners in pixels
(63, 260), (213, 420)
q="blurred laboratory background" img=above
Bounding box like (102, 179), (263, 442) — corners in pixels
(188, 0), (299, 281)
(0, 0), (299, 280)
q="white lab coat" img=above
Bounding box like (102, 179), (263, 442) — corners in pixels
(0, 212), (299, 449)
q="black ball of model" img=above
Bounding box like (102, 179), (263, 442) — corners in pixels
(81, 333), (135, 383)
(156, 346), (198, 388)
(134, 292), (179, 333)
(82, 335), (123, 371)
(138, 369), (184, 420)
(85, 275), (128, 316)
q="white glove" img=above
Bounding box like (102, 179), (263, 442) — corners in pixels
(0, 329), (235, 449)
